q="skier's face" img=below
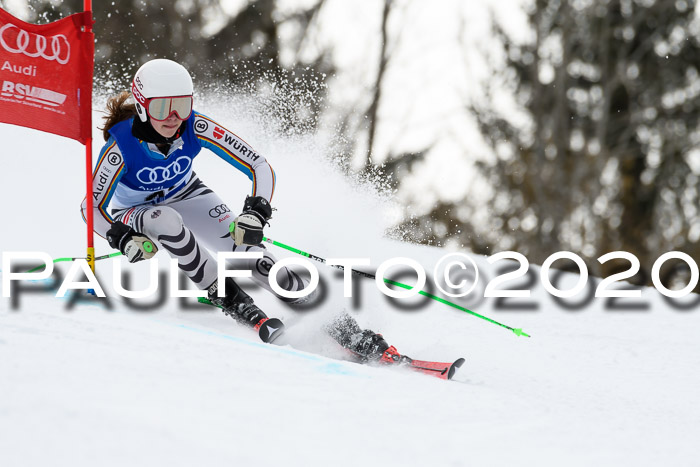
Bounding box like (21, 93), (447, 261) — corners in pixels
(151, 113), (181, 138)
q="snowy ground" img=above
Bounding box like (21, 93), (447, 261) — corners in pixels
(1, 100), (699, 467)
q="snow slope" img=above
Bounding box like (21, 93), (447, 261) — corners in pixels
(1, 98), (699, 467)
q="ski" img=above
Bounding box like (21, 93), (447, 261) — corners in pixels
(402, 357), (465, 380)
(197, 295), (459, 375)
(379, 348), (465, 381)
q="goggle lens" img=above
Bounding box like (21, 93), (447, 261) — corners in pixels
(147, 96), (193, 121)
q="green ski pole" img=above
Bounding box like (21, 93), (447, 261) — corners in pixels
(21, 239), (531, 338)
(25, 252), (123, 273)
(24, 241), (159, 273)
(262, 236), (530, 338)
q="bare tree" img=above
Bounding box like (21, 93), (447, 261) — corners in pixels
(364, 0), (393, 170)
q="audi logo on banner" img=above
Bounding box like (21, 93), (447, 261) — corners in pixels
(136, 157), (192, 185)
(0, 24), (71, 64)
(209, 204), (231, 218)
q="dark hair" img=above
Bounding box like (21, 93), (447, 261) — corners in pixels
(100, 91), (137, 141)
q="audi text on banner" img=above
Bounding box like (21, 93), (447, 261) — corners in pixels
(0, 8), (94, 143)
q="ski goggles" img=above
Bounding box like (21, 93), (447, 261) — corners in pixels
(144, 95), (193, 121)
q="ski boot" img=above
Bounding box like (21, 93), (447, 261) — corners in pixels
(349, 330), (407, 364)
(208, 278), (284, 343)
(325, 312), (405, 363)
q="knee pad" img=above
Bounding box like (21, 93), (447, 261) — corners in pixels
(140, 206), (184, 239)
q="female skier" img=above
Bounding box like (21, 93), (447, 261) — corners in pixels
(81, 58), (399, 358)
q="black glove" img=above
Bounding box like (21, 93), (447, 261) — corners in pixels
(106, 221), (158, 263)
(229, 196), (273, 246)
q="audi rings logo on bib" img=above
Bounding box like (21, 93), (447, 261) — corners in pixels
(0, 24), (71, 64)
(136, 157), (192, 185)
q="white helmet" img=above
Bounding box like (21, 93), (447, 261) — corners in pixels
(131, 59), (194, 122)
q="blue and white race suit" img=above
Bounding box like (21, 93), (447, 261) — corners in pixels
(80, 111), (305, 297)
